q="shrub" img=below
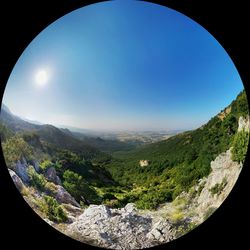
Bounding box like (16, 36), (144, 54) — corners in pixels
(43, 195), (68, 223)
(102, 193), (116, 200)
(2, 136), (33, 168)
(171, 211), (184, 222)
(27, 166), (47, 191)
(40, 160), (54, 171)
(63, 170), (100, 204)
(20, 186), (30, 197)
(104, 199), (120, 208)
(197, 181), (206, 195)
(45, 181), (58, 196)
(172, 185), (184, 200)
(136, 195), (158, 210)
(176, 222), (197, 237)
(209, 178), (227, 196)
(231, 130), (249, 163)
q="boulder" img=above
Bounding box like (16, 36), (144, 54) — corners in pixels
(32, 160), (40, 173)
(62, 203), (83, 216)
(124, 203), (137, 213)
(8, 169), (25, 192)
(15, 160), (29, 183)
(139, 160), (149, 167)
(44, 167), (61, 185)
(147, 219), (173, 243)
(55, 186), (80, 207)
(196, 149), (241, 216)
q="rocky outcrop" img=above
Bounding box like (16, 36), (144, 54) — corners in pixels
(15, 160), (29, 183)
(238, 115), (250, 132)
(67, 203), (176, 249)
(11, 160), (80, 209)
(55, 186), (80, 208)
(32, 160), (40, 172)
(44, 167), (62, 185)
(8, 168), (25, 192)
(146, 218), (175, 243)
(139, 160), (150, 167)
(62, 203), (83, 222)
(193, 149), (242, 223)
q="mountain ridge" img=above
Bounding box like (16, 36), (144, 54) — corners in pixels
(0, 105), (135, 157)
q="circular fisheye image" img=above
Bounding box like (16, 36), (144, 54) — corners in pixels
(0, 1), (249, 249)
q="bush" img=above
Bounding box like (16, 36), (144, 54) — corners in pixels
(209, 178), (227, 196)
(2, 136), (33, 168)
(63, 170), (100, 203)
(231, 130), (249, 163)
(104, 199), (120, 208)
(135, 188), (173, 210)
(45, 181), (58, 196)
(171, 211), (184, 222)
(27, 166), (47, 191)
(136, 194), (158, 210)
(102, 193), (116, 200)
(197, 181), (206, 195)
(43, 195), (68, 223)
(40, 160), (54, 171)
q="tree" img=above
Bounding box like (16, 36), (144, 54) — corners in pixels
(63, 170), (100, 204)
(231, 130), (249, 163)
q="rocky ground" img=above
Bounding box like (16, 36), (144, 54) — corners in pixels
(7, 146), (243, 249)
(64, 148), (242, 249)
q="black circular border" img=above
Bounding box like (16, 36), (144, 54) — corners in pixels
(0, 0), (249, 249)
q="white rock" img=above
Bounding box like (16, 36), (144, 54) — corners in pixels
(15, 160), (29, 183)
(8, 168), (25, 192)
(238, 116), (250, 132)
(67, 204), (173, 249)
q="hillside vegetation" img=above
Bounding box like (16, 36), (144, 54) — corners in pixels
(103, 90), (249, 209)
(0, 90), (249, 212)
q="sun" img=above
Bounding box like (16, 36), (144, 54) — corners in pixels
(35, 70), (48, 86)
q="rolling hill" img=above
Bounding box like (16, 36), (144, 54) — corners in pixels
(0, 105), (133, 160)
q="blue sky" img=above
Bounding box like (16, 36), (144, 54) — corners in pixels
(2, 0), (244, 131)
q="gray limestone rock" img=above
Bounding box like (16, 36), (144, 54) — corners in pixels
(67, 204), (175, 249)
(44, 167), (62, 185)
(8, 168), (25, 192)
(32, 160), (40, 173)
(238, 116), (250, 132)
(55, 185), (80, 207)
(15, 160), (29, 183)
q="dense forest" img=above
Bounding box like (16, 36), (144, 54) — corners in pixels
(0, 90), (249, 217)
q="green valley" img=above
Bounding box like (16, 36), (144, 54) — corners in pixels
(0, 90), (249, 248)
(102, 90), (249, 209)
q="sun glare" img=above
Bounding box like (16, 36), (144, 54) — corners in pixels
(35, 70), (48, 86)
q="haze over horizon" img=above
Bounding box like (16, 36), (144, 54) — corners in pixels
(2, 0), (244, 131)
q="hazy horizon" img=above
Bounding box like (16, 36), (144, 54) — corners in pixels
(1, 103), (188, 133)
(2, 1), (244, 131)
